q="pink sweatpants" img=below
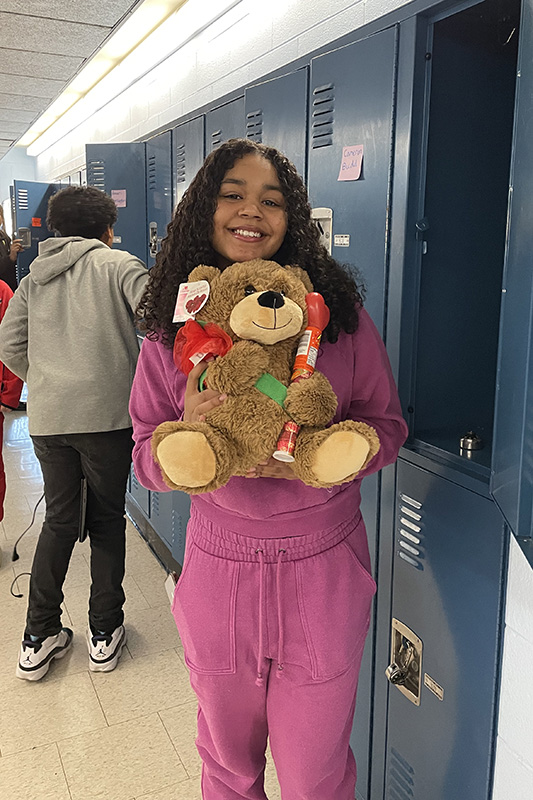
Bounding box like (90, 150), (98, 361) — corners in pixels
(172, 507), (376, 799)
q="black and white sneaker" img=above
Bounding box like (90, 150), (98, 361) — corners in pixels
(87, 625), (126, 672)
(16, 628), (73, 681)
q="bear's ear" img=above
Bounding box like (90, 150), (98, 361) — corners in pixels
(286, 266), (314, 294)
(188, 265), (221, 286)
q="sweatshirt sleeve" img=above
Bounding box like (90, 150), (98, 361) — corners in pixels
(119, 257), (149, 314)
(0, 279), (29, 381)
(346, 309), (408, 477)
(130, 335), (187, 492)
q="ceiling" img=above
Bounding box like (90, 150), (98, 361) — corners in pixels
(0, 0), (142, 161)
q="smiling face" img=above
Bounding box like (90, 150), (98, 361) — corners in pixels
(211, 153), (288, 268)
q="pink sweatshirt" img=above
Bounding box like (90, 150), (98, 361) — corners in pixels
(129, 308), (408, 538)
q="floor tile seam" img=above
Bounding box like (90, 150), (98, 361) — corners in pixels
(54, 741), (74, 800)
(1, 717), (111, 759)
(156, 710), (190, 776)
(56, 710), (182, 756)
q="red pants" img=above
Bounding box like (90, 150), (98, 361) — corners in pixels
(172, 507), (376, 799)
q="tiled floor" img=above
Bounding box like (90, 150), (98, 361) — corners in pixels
(0, 411), (282, 800)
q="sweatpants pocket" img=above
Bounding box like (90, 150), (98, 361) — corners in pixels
(295, 534), (376, 681)
(172, 543), (239, 675)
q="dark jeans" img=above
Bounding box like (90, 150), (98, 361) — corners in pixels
(26, 428), (134, 638)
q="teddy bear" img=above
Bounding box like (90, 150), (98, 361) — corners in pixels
(152, 258), (380, 493)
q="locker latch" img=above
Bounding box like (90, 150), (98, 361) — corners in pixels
(311, 207), (333, 255)
(149, 222), (158, 258)
(415, 217), (429, 240)
(386, 618), (423, 706)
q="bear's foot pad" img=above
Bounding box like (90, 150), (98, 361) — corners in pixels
(312, 430), (370, 484)
(157, 431), (217, 488)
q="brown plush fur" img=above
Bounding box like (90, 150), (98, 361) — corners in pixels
(152, 259), (380, 492)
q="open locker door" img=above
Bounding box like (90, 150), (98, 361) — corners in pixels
(490, 0), (533, 565)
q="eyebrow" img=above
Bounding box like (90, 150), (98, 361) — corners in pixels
(220, 178), (284, 193)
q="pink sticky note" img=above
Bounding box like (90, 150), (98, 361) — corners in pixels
(338, 145), (364, 181)
(111, 189), (127, 208)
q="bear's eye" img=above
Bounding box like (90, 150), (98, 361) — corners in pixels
(244, 285), (256, 296)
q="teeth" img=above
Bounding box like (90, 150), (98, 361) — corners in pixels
(234, 229), (262, 238)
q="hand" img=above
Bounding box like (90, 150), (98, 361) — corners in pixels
(0, 405), (13, 413)
(183, 359), (227, 422)
(246, 456), (298, 480)
(10, 239), (23, 261)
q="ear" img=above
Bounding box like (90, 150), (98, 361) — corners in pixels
(188, 265), (221, 286)
(286, 266), (314, 293)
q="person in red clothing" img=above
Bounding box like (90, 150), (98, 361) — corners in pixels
(0, 278), (23, 521)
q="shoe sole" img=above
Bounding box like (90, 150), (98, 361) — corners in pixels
(88, 629), (127, 673)
(16, 631), (73, 681)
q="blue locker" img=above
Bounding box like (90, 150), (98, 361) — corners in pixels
(205, 97), (245, 151)
(385, 459), (506, 800)
(150, 490), (174, 549)
(172, 116), (205, 206)
(85, 143), (147, 264)
(171, 490), (190, 567)
(307, 28), (398, 800)
(129, 464), (150, 518)
(146, 131), (173, 268)
(12, 180), (60, 282)
(245, 69), (308, 179)
(491, 0), (533, 562)
(146, 489), (190, 568)
(308, 27), (397, 333)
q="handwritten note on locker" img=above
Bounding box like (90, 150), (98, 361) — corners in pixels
(111, 189), (127, 208)
(338, 145), (364, 181)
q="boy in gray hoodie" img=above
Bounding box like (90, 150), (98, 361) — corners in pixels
(0, 185), (149, 680)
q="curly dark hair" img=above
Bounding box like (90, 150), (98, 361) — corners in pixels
(138, 139), (364, 346)
(47, 185), (117, 239)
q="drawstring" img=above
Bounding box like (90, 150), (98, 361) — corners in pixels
(276, 549), (285, 677)
(255, 549), (265, 687)
(255, 547), (286, 687)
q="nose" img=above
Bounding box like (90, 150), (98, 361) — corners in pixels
(238, 199), (263, 218)
(258, 291), (285, 309)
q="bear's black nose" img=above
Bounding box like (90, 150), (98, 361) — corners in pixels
(258, 291), (285, 309)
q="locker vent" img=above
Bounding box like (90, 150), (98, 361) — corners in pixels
(87, 160), (106, 189)
(396, 493), (425, 570)
(211, 129), (222, 151)
(175, 142), (186, 184)
(246, 109), (263, 142)
(388, 747), (415, 799)
(311, 83), (334, 149)
(151, 491), (161, 515)
(148, 154), (157, 191)
(17, 188), (29, 210)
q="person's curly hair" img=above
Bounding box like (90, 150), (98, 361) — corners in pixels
(138, 139), (364, 347)
(47, 186), (117, 239)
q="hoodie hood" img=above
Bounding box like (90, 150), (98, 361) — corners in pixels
(31, 237), (108, 285)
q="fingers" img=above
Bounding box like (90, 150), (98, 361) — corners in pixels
(195, 393), (227, 422)
(246, 457), (297, 480)
(183, 359), (226, 422)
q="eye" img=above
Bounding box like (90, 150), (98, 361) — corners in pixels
(244, 285), (256, 296)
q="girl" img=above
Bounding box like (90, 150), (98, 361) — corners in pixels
(130, 139), (408, 800)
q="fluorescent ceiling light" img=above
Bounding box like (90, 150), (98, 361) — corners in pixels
(18, 0), (190, 149)
(25, 0), (242, 156)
